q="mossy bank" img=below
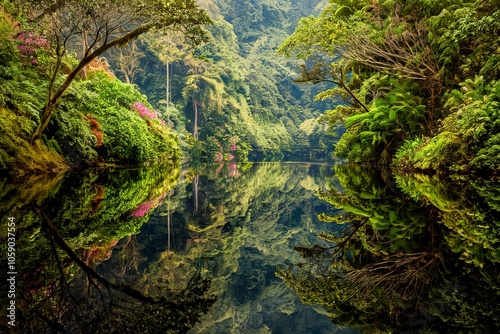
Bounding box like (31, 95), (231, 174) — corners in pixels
(0, 9), (180, 178)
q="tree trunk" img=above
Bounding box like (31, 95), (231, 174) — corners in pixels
(166, 61), (171, 126)
(193, 174), (199, 213)
(193, 98), (198, 140)
(30, 23), (154, 145)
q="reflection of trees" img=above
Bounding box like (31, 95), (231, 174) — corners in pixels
(0, 165), (216, 333)
(116, 234), (143, 277)
(16, 207), (216, 334)
(278, 166), (500, 333)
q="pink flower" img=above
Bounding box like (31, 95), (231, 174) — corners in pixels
(131, 102), (167, 126)
(130, 192), (166, 217)
(231, 145), (237, 151)
(16, 31), (49, 66)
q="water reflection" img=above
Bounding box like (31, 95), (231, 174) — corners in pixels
(0, 165), (216, 333)
(1, 162), (357, 333)
(278, 166), (500, 333)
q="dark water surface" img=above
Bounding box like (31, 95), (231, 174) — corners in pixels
(1, 162), (499, 333)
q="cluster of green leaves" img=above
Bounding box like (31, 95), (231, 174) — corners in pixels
(0, 8), (67, 175)
(280, 0), (500, 171)
(396, 77), (500, 171)
(75, 70), (179, 164)
(337, 78), (426, 163)
(0, 5), (181, 173)
(42, 67), (180, 165)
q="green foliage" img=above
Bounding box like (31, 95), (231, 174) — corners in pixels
(120, 0), (331, 160)
(394, 136), (426, 170)
(396, 77), (500, 171)
(412, 131), (464, 170)
(0, 8), (181, 174)
(281, 0), (500, 170)
(0, 13), (45, 124)
(426, 1), (500, 81)
(0, 107), (67, 177)
(334, 78), (426, 163)
(278, 166), (500, 332)
(50, 70), (180, 165)
(397, 174), (500, 267)
(471, 133), (500, 169)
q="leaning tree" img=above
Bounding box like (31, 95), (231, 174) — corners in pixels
(20, 0), (212, 145)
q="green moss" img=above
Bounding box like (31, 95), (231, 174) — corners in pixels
(0, 108), (68, 177)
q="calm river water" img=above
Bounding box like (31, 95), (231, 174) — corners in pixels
(1, 162), (498, 333)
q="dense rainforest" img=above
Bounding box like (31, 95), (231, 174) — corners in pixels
(1, 0), (339, 178)
(1, 0), (499, 175)
(279, 0), (500, 173)
(1, 1), (499, 333)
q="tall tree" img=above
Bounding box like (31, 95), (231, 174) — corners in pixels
(113, 41), (145, 84)
(145, 31), (189, 124)
(25, 0), (212, 145)
(182, 54), (211, 140)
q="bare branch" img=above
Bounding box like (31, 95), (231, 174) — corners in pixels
(343, 23), (439, 85)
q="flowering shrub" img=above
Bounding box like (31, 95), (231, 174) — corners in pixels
(210, 136), (240, 162)
(228, 136), (238, 151)
(131, 102), (166, 125)
(16, 31), (49, 65)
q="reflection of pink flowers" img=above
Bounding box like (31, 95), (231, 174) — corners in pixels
(228, 163), (239, 178)
(131, 192), (166, 217)
(214, 162), (240, 178)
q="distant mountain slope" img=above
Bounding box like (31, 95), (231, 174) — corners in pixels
(112, 0), (338, 160)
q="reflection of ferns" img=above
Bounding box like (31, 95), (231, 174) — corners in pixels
(278, 166), (500, 332)
(90, 183), (105, 214)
